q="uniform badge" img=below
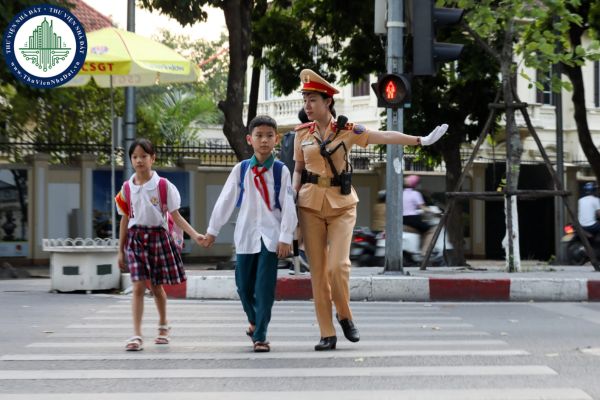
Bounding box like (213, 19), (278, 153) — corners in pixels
(301, 140), (314, 147)
(353, 124), (366, 135)
(150, 196), (160, 207)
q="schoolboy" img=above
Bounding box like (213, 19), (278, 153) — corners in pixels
(201, 115), (297, 352)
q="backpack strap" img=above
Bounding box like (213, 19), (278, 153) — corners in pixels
(123, 181), (132, 218)
(273, 160), (283, 211)
(158, 177), (168, 214)
(236, 159), (282, 211)
(236, 159), (251, 208)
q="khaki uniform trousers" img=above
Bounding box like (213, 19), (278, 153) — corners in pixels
(299, 199), (356, 338)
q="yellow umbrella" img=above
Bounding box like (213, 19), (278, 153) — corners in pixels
(59, 28), (200, 239)
(63, 27), (200, 87)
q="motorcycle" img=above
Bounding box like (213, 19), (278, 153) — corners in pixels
(374, 205), (452, 267)
(561, 223), (600, 265)
(350, 226), (380, 266)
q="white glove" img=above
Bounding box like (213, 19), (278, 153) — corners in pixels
(420, 124), (448, 146)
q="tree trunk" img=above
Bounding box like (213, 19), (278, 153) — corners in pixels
(246, 49), (261, 127)
(218, 0), (253, 161)
(441, 141), (466, 266)
(563, 21), (600, 185)
(501, 20), (522, 272)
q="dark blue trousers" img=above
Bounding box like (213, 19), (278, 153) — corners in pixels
(235, 240), (278, 343)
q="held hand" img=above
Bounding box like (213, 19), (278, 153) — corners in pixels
(421, 124), (448, 146)
(193, 233), (206, 247)
(277, 242), (292, 258)
(203, 234), (216, 248)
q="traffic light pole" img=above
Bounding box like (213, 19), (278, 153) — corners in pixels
(383, 0), (404, 273)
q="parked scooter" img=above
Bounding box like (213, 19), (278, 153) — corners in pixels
(561, 223), (600, 265)
(374, 205), (452, 267)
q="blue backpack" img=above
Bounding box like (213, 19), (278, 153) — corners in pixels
(235, 159), (284, 211)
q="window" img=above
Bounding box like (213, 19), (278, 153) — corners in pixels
(536, 68), (554, 106)
(264, 69), (274, 101)
(352, 76), (370, 97)
(594, 61), (599, 108)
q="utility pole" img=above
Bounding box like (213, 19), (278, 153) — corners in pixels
(123, 0), (136, 180)
(553, 15), (565, 263)
(383, 0), (405, 273)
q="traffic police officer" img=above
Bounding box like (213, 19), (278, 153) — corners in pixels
(292, 69), (448, 351)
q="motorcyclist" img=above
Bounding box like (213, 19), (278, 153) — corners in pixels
(403, 175), (434, 256)
(371, 190), (387, 232)
(578, 182), (600, 235)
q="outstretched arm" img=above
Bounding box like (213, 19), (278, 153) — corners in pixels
(367, 124), (448, 146)
(170, 209), (205, 245)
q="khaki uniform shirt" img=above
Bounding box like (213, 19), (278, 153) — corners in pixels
(294, 120), (369, 211)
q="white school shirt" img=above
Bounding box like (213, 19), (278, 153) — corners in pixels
(207, 161), (298, 254)
(116, 171), (181, 229)
(578, 195), (600, 227)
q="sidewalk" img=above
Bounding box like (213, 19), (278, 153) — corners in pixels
(123, 260), (600, 302)
(7, 260), (600, 302)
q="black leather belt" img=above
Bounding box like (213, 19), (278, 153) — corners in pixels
(302, 172), (340, 187)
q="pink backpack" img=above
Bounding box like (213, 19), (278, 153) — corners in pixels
(123, 177), (184, 253)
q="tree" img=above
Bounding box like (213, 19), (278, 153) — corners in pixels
(140, 0), (259, 160)
(520, 1), (600, 186)
(156, 29), (229, 102)
(5, 83), (122, 164)
(404, 39), (501, 266)
(442, 0), (591, 271)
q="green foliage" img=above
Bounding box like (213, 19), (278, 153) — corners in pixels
(138, 88), (221, 146)
(5, 82), (123, 163)
(405, 28), (501, 160)
(0, 1), (224, 162)
(156, 29), (229, 102)
(138, 0), (210, 27)
(254, 0), (386, 95)
(445, 0), (600, 94)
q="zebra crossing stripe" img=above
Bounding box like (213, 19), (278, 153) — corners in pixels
(65, 322), (474, 329)
(0, 365), (556, 380)
(0, 389), (591, 400)
(82, 316), (462, 321)
(1, 349), (529, 361)
(46, 330), (491, 338)
(26, 339), (508, 348)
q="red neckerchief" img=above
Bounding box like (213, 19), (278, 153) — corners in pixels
(252, 165), (271, 210)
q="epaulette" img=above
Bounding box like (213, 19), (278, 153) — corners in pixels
(295, 121), (313, 131)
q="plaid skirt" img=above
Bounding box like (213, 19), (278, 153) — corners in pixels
(126, 225), (186, 286)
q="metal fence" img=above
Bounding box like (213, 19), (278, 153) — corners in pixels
(0, 140), (448, 172)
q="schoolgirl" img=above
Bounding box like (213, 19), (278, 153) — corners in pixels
(115, 138), (205, 351)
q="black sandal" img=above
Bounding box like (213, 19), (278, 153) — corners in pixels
(253, 341), (270, 352)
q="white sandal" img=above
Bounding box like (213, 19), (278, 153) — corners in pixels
(125, 336), (143, 351)
(155, 324), (171, 345)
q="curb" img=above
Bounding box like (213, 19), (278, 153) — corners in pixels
(122, 274), (600, 302)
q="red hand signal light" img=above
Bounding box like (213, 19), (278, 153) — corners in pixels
(371, 73), (410, 109)
(385, 80), (397, 100)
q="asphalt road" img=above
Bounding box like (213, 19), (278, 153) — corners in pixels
(1, 278), (600, 399)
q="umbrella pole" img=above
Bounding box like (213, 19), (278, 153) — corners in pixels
(110, 76), (116, 240)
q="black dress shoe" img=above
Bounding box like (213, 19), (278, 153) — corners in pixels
(336, 314), (360, 342)
(314, 336), (337, 351)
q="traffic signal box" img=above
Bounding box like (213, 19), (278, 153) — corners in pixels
(371, 1), (464, 107)
(412, 0), (464, 76)
(371, 73), (411, 110)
